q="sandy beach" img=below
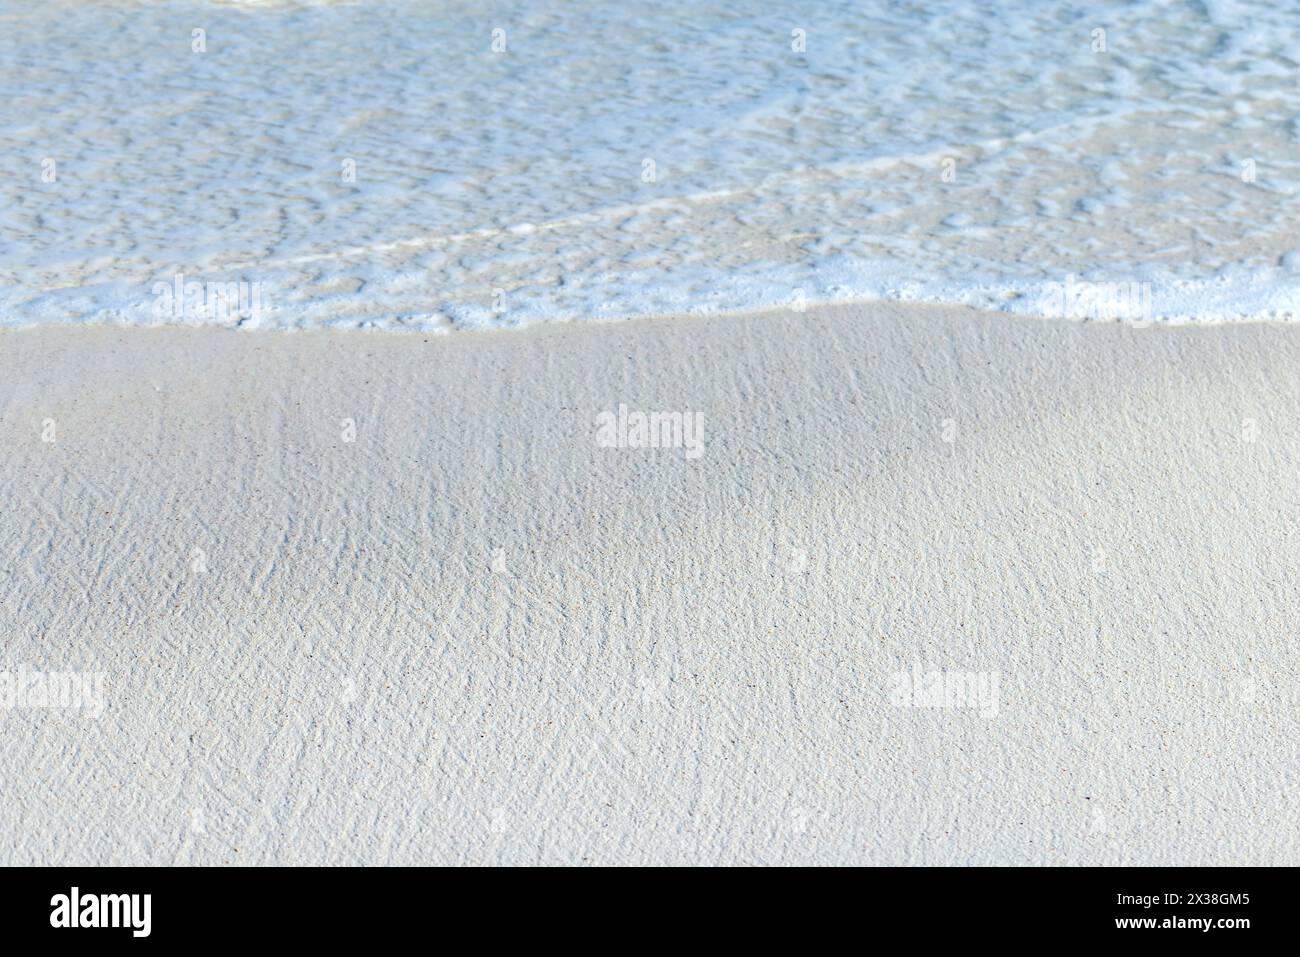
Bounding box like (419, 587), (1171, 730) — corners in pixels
(2, 303), (1295, 865)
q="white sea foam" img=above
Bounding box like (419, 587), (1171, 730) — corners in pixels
(2, 0), (1299, 329)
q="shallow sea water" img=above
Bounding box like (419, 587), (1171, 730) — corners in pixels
(2, 0), (1299, 329)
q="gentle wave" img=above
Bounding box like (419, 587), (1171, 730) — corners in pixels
(2, 0), (1299, 329)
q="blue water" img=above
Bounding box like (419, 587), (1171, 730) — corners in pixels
(2, 0), (1298, 328)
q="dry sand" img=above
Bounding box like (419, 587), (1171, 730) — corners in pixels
(1, 304), (1296, 865)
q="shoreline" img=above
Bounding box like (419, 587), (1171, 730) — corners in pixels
(2, 303), (1296, 865)
(5, 293), (1300, 334)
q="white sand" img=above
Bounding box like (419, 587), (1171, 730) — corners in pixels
(1, 304), (1296, 865)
